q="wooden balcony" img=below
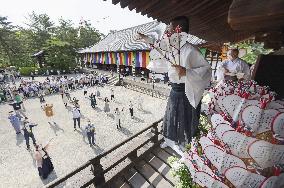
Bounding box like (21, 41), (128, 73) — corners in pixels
(45, 119), (181, 188)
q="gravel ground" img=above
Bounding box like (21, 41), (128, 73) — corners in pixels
(0, 76), (167, 188)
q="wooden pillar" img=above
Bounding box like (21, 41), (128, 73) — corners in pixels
(151, 122), (159, 144)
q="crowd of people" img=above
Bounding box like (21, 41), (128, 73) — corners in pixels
(4, 72), (144, 180)
(0, 72), (109, 104)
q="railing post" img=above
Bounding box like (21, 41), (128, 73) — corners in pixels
(151, 122), (159, 144)
(90, 157), (105, 187)
(129, 150), (138, 162)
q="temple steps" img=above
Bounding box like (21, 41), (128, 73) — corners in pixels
(100, 146), (180, 188)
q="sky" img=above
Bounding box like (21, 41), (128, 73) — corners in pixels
(0, 0), (155, 34)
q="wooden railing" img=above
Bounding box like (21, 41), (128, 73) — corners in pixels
(123, 79), (170, 99)
(45, 118), (163, 188)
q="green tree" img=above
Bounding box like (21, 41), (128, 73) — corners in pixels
(44, 38), (76, 71)
(76, 20), (102, 49)
(0, 13), (102, 70)
(25, 12), (55, 51)
(0, 16), (17, 67)
(230, 41), (273, 65)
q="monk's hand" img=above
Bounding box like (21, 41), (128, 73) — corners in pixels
(172, 64), (186, 79)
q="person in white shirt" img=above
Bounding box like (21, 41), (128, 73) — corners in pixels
(72, 107), (81, 130)
(216, 48), (250, 82)
(114, 107), (123, 129)
(139, 16), (211, 155)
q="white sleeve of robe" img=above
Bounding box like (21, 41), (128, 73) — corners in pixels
(183, 44), (212, 108)
(147, 59), (170, 73)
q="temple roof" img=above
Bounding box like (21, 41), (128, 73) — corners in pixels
(79, 21), (206, 53)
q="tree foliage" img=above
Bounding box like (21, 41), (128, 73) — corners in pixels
(0, 13), (102, 70)
(230, 41), (273, 65)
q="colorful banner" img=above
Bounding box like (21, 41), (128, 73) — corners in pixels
(89, 51), (150, 68)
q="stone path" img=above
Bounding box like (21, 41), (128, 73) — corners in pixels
(0, 76), (166, 188)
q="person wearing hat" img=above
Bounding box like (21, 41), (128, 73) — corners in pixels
(85, 120), (96, 147)
(8, 111), (22, 134)
(22, 117), (38, 150)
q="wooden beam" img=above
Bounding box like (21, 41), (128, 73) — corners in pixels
(148, 0), (186, 18)
(157, 0), (199, 21)
(128, 0), (144, 11)
(181, 0), (222, 16)
(138, 0), (161, 15)
(120, 0), (131, 8)
(228, 0), (284, 31)
(112, 0), (121, 5)
(136, 0), (159, 13)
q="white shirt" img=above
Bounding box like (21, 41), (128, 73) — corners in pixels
(217, 58), (250, 81)
(72, 108), (81, 118)
(147, 42), (212, 108)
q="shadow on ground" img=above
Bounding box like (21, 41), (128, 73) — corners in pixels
(41, 171), (59, 185)
(49, 122), (64, 136)
(16, 133), (24, 146)
(138, 108), (152, 114)
(133, 116), (145, 123)
(118, 127), (133, 136)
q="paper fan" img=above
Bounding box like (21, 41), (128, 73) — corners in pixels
(222, 130), (257, 158)
(279, 108), (284, 112)
(184, 155), (197, 177)
(271, 112), (284, 138)
(241, 105), (279, 134)
(211, 114), (229, 128)
(267, 101), (284, 110)
(248, 140), (284, 168)
(214, 123), (234, 140)
(217, 95), (242, 118)
(276, 100), (284, 105)
(225, 167), (265, 188)
(193, 171), (229, 188)
(199, 136), (214, 150)
(260, 173), (284, 188)
(203, 145), (246, 173)
(192, 153), (216, 177)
